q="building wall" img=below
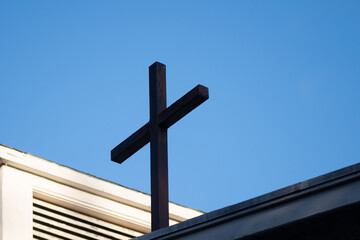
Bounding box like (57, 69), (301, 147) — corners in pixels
(0, 145), (203, 239)
(0, 165), (33, 239)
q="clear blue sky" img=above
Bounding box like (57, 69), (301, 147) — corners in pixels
(1, 1), (359, 212)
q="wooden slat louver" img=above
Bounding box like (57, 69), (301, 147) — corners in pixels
(33, 198), (143, 240)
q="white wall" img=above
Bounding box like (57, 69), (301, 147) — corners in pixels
(0, 165), (33, 240)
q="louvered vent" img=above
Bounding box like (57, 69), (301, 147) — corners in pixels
(33, 198), (142, 240)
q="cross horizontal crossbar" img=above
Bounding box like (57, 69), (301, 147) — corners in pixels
(111, 84), (209, 164)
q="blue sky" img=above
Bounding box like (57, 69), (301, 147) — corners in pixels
(1, 1), (359, 212)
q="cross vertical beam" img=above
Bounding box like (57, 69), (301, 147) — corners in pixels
(149, 62), (169, 230)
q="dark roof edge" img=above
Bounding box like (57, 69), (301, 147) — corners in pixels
(138, 162), (360, 239)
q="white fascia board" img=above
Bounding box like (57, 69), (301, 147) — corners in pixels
(0, 145), (203, 222)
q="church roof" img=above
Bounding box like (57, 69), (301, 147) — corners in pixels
(138, 161), (360, 239)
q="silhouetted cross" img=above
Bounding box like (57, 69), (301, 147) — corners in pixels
(111, 62), (209, 231)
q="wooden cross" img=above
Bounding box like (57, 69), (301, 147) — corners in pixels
(111, 62), (209, 231)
